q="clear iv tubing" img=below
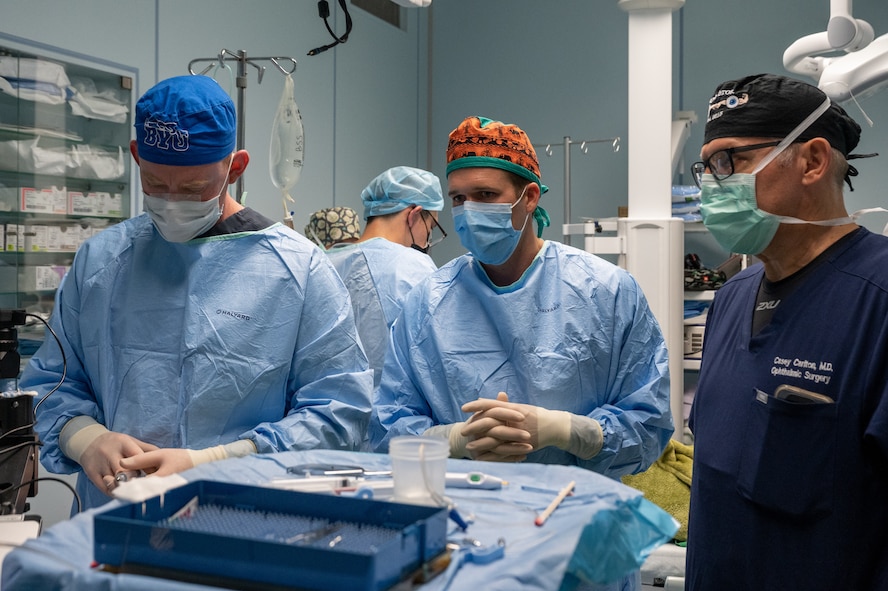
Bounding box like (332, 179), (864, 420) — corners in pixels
(419, 441), (447, 507)
(419, 442), (469, 530)
(208, 62), (235, 97)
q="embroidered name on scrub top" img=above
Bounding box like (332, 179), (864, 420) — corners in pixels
(769, 356), (835, 385)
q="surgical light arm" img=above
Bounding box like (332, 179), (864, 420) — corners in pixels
(783, 0), (888, 101)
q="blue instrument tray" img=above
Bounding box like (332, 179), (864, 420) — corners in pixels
(94, 480), (448, 591)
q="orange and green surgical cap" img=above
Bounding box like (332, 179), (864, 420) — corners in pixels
(446, 116), (548, 195)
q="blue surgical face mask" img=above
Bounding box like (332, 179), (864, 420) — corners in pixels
(453, 185), (529, 265)
(699, 98), (856, 254)
(143, 156), (232, 243)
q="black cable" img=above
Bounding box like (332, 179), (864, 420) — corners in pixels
(29, 313), (66, 415)
(0, 422), (35, 443)
(0, 476), (82, 515)
(0, 440), (42, 455)
(307, 0), (353, 56)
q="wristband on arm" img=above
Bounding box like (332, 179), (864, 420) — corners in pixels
(59, 416), (109, 464)
(186, 439), (258, 467)
(566, 415), (604, 459)
(423, 422), (470, 459)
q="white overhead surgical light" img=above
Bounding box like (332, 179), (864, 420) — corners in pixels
(783, 0), (888, 102)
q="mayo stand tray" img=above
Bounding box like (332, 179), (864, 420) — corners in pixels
(94, 480), (448, 591)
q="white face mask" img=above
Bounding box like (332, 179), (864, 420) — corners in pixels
(143, 157), (232, 243)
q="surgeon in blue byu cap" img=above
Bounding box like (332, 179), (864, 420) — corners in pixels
(370, 117), (672, 478)
(21, 75), (373, 512)
(326, 166), (445, 388)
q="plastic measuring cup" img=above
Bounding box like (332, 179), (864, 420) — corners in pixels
(388, 436), (448, 506)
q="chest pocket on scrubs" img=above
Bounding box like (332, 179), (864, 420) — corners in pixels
(736, 388), (838, 520)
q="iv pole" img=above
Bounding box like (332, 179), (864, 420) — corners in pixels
(188, 49), (298, 203)
(532, 136), (621, 246)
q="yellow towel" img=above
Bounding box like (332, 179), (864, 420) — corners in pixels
(621, 439), (693, 541)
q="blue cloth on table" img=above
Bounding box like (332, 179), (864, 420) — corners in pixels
(2, 450), (677, 591)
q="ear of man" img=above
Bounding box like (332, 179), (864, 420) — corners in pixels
(798, 137), (832, 188)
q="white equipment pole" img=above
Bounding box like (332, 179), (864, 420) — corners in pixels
(618, 0), (686, 441)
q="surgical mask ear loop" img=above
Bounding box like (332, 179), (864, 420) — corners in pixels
(752, 97), (832, 175)
(308, 226), (327, 250)
(512, 185), (531, 235)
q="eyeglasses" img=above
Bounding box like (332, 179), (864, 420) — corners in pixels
(690, 141), (782, 188)
(423, 211), (447, 248)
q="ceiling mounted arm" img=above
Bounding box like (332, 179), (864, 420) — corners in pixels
(783, 0), (887, 101)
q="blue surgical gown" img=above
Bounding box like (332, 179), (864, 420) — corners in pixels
(370, 241), (672, 478)
(22, 214), (373, 511)
(326, 238), (437, 387)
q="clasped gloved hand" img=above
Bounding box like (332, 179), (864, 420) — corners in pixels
(422, 393), (532, 461)
(461, 392), (570, 458)
(460, 392), (604, 462)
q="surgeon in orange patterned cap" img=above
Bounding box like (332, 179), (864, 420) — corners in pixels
(369, 115), (672, 486)
(446, 116), (550, 251)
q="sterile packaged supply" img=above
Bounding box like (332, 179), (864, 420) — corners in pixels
(46, 224), (80, 252)
(671, 184), (701, 203)
(4, 224), (20, 251)
(68, 75), (130, 124)
(13, 224), (84, 252)
(0, 139), (66, 176)
(671, 199), (701, 214)
(0, 140), (125, 180)
(0, 185), (68, 214)
(19, 265), (68, 291)
(68, 190), (123, 217)
(67, 144), (125, 181)
(0, 56), (70, 105)
(21, 225), (47, 251)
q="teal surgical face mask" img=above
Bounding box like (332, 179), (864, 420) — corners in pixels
(699, 98), (858, 254)
(453, 185), (530, 265)
(143, 156), (232, 243)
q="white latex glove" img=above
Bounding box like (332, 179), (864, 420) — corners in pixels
(118, 440), (257, 481)
(456, 392), (533, 462)
(422, 423), (471, 458)
(59, 416), (158, 496)
(461, 392), (603, 459)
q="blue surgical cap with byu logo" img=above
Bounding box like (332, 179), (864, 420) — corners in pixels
(361, 166), (443, 219)
(134, 75), (236, 166)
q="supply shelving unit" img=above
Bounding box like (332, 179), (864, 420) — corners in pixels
(0, 33), (137, 349)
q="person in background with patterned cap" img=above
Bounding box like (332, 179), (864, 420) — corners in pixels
(370, 116), (672, 479)
(686, 74), (888, 589)
(326, 166), (446, 389)
(22, 75), (373, 512)
(304, 206), (362, 249)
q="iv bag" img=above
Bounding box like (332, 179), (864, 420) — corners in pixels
(269, 73), (304, 213)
